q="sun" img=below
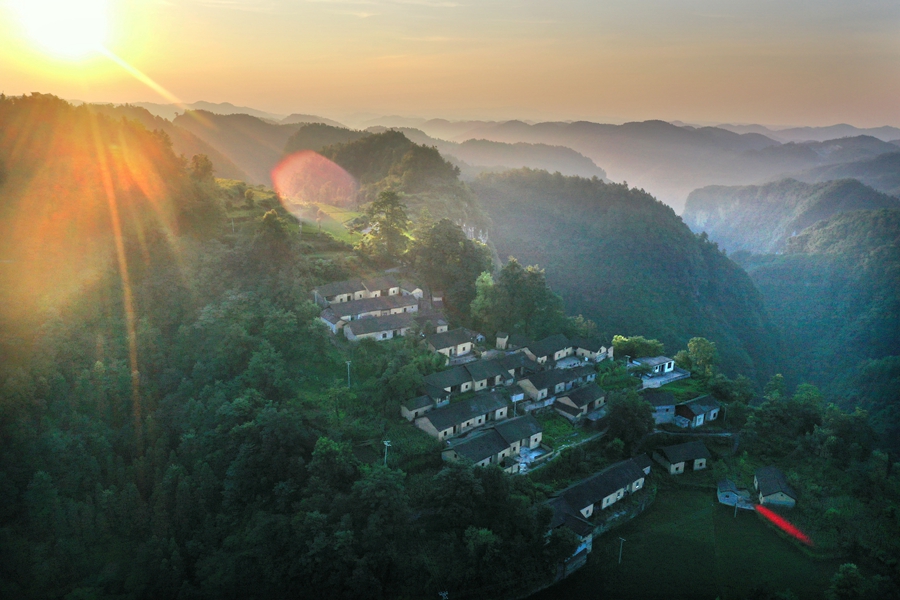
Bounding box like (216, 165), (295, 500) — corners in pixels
(11, 0), (109, 60)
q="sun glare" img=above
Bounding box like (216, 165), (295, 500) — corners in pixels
(11, 0), (109, 59)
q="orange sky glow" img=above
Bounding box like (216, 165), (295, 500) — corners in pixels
(1, 0), (899, 127)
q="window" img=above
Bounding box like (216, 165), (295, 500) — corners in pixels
(381, 333), (387, 339)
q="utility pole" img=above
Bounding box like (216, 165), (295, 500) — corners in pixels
(346, 360), (352, 387)
(383, 440), (391, 467)
(618, 537), (626, 565)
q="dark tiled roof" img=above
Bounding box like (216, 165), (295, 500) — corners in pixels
(678, 395), (721, 416)
(635, 356), (674, 368)
(333, 295), (416, 317)
(363, 275), (399, 292)
(314, 279), (365, 298)
(561, 459), (645, 512)
(634, 453), (652, 472)
(449, 429), (509, 463)
(563, 383), (605, 408)
(424, 366), (472, 390)
(571, 337), (607, 352)
(554, 401), (582, 417)
(643, 390), (677, 408)
(756, 467), (796, 499)
(527, 334), (572, 358)
(547, 497), (595, 537)
(319, 308), (342, 325)
(508, 334), (532, 349)
(402, 395), (434, 411)
(521, 369), (568, 392)
(495, 353), (541, 374)
(345, 312), (414, 335)
(656, 441), (711, 465)
(423, 391), (508, 431)
(426, 328), (472, 350)
(495, 415), (542, 445)
(464, 359), (508, 383)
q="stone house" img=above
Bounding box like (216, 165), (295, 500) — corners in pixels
(425, 328), (473, 358)
(754, 467), (797, 508)
(643, 390), (677, 424)
(674, 395), (721, 428)
(523, 334), (574, 364)
(414, 391), (509, 441)
(652, 441), (711, 475)
(554, 383), (606, 422)
(344, 313), (415, 341)
(557, 458), (647, 519)
(442, 415), (543, 472)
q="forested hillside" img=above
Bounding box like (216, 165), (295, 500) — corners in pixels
(683, 178), (899, 254)
(789, 151), (900, 197)
(87, 103), (249, 181)
(471, 169), (777, 381)
(317, 129), (490, 232)
(173, 110), (305, 186)
(736, 209), (900, 448)
(0, 95), (573, 599)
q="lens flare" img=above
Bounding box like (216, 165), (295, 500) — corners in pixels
(755, 505), (813, 546)
(271, 151), (359, 217)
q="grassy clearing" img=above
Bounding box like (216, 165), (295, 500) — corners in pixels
(660, 376), (708, 402)
(530, 487), (839, 600)
(535, 411), (595, 449)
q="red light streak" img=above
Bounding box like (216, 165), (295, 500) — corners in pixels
(755, 505), (813, 546)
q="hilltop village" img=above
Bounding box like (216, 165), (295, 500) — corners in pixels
(312, 274), (797, 577)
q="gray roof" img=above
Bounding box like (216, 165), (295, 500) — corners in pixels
(449, 429), (510, 463)
(319, 308), (342, 325)
(563, 383), (605, 408)
(495, 415), (542, 445)
(756, 466), (797, 499)
(633, 453), (652, 472)
(554, 401), (582, 417)
(547, 496), (595, 537)
(524, 366), (594, 392)
(464, 359), (509, 383)
(636, 356), (674, 368)
(495, 353), (541, 374)
(643, 390), (677, 408)
(656, 441), (711, 465)
(571, 337), (607, 352)
(561, 458), (645, 511)
(508, 334), (532, 349)
(333, 294), (417, 318)
(345, 312), (414, 335)
(402, 395), (434, 411)
(422, 391), (508, 431)
(678, 395), (721, 416)
(527, 334), (572, 358)
(362, 275), (399, 292)
(424, 366), (473, 390)
(426, 328), (472, 350)
(314, 279), (364, 298)
(718, 479), (739, 494)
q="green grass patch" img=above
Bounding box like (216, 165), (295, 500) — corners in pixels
(530, 488), (840, 600)
(535, 412), (594, 449)
(659, 377), (708, 402)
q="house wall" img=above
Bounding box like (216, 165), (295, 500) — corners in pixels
(529, 433), (542, 448)
(436, 324), (448, 333)
(401, 404), (432, 421)
(692, 458), (707, 471)
(653, 406), (675, 424)
(653, 451), (686, 475)
(473, 378), (488, 391)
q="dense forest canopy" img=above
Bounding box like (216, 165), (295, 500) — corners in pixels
(472, 169), (777, 382)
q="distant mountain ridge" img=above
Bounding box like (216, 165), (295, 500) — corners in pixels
(786, 152), (900, 197)
(682, 178), (900, 255)
(717, 123), (900, 143)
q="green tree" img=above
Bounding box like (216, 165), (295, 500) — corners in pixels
(605, 390), (654, 453)
(190, 153), (214, 182)
(688, 336), (719, 376)
(359, 189), (410, 262)
(612, 335), (664, 360)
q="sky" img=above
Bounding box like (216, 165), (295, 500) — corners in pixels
(1, 0), (899, 127)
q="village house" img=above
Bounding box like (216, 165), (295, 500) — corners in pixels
(413, 312), (448, 333)
(400, 395), (435, 422)
(495, 332), (509, 350)
(344, 313), (415, 341)
(494, 353), (541, 382)
(424, 366), (475, 396)
(523, 334), (574, 364)
(553, 383), (606, 422)
(571, 337), (614, 362)
(557, 458), (647, 519)
(330, 294), (418, 322)
(414, 391), (509, 440)
(311, 275), (401, 306)
(754, 467), (797, 508)
(441, 414), (543, 473)
(426, 328), (473, 358)
(317, 308), (344, 334)
(643, 390), (677, 424)
(634, 453), (652, 476)
(517, 366), (597, 402)
(399, 280), (426, 299)
(633, 355), (676, 376)
(652, 441), (711, 475)
(674, 395), (721, 428)
(547, 495), (595, 563)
